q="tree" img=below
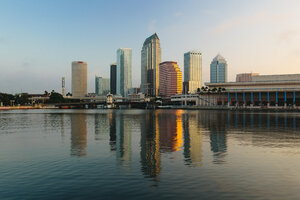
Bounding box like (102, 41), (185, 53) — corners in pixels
(47, 92), (65, 104)
(15, 93), (29, 105)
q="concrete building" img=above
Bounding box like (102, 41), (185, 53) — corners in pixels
(236, 73), (259, 82)
(205, 74), (300, 108)
(62, 77), (66, 96)
(117, 48), (132, 97)
(141, 33), (161, 96)
(183, 51), (202, 94)
(72, 61), (87, 97)
(95, 76), (110, 96)
(159, 61), (182, 97)
(210, 54), (227, 83)
(110, 63), (117, 95)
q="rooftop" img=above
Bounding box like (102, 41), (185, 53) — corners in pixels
(143, 33), (159, 46)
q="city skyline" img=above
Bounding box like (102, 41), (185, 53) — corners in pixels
(1, 0), (300, 94)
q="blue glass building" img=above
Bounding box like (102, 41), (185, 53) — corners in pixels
(117, 48), (132, 97)
(210, 54), (228, 83)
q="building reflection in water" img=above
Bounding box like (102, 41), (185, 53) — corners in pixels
(108, 112), (132, 166)
(70, 114), (87, 157)
(159, 110), (183, 152)
(183, 112), (203, 167)
(140, 111), (161, 178)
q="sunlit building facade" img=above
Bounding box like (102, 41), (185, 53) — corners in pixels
(159, 61), (182, 97)
(141, 33), (161, 96)
(117, 48), (132, 97)
(210, 54), (227, 83)
(183, 51), (202, 93)
(72, 61), (87, 97)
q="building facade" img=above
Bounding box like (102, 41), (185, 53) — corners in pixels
(141, 33), (161, 96)
(184, 51), (202, 93)
(159, 61), (182, 97)
(110, 63), (117, 95)
(62, 77), (66, 96)
(95, 76), (110, 96)
(117, 48), (132, 97)
(72, 61), (87, 97)
(210, 54), (227, 83)
(236, 73), (259, 82)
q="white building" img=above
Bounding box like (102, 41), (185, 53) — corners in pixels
(184, 51), (202, 93)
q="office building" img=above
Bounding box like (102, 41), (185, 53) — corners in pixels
(110, 63), (117, 95)
(183, 51), (202, 93)
(95, 76), (110, 96)
(141, 33), (161, 96)
(62, 77), (66, 96)
(72, 61), (87, 97)
(159, 61), (182, 97)
(210, 54), (227, 83)
(117, 48), (132, 97)
(236, 73), (259, 82)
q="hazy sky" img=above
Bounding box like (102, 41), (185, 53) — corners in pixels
(1, 0), (300, 94)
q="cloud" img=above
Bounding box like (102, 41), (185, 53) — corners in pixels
(148, 20), (157, 33)
(212, 12), (292, 34)
(279, 29), (299, 43)
(174, 11), (183, 17)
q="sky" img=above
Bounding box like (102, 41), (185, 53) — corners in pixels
(0, 0), (300, 94)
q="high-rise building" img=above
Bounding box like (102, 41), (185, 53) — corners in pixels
(110, 63), (117, 95)
(159, 61), (182, 97)
(72, 61), (87, 97)
(183, 51), (202, 93)
(236, 73), (259, 82)
(141, 33), (161, 96)
(210, 54), (227, 83)
(62, 77), (66, 96)
(95, 76), (110, 96)
(117, 48), (132, 97)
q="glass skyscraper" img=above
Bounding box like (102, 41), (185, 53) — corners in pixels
(141, 33), (161, 96)
(110, 63), (117, 95)
(117, 48), (132, 97)
(95, 76), (110, 96)
(184, 51), (202, 93)
(210, 54), (227, 83)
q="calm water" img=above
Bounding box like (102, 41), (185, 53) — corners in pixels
(0, 109), (300, 200)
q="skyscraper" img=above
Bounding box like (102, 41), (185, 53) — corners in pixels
(72, 61), (87, 97)
(183, 51), (202, 93)
(210, 54), (227, 83)
(141, 33), (161, 96)
(95, 76), (110, 96)
(61, 77), (66, 96)
(110, 63), (117, 95)
(117, 48), (132, 97)
(159, 61), (182, 97)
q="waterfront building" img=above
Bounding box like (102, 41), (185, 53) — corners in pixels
(110, 63), (117, 95)
(95, 76), (110, 96)
(210, 54), (227, 83)
(117, 48), (132, 97)
(141, 33), (161, 96)
(62, 77), (66, 96)
(72, 61), (87, 97)
(236, 73), (259, 82)
(159, 61), (182, 97)
(183, 51), (202, 94)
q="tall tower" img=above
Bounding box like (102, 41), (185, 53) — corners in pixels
(183, 51), (202, 93)
(159, 61), (182, 97)
(110, 63), (117, 95)
(72, 61), (87, 97)
(117, 48), (132, 97)
(210, 54), (227, 83)
(141, 33), (161, 96)
(62, 77), (66, 96)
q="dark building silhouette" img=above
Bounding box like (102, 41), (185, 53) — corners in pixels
(110, 63), (117, 95)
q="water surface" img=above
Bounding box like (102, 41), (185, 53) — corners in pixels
(0, 109), (300, 199)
